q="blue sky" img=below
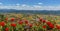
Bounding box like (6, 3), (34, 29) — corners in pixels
(0, 0), (60, 10)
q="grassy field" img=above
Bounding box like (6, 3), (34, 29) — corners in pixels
(0, 13), (60, 31)
(4, 13), (60, 24)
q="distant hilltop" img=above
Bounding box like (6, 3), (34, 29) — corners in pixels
(0, 9), (60, 15)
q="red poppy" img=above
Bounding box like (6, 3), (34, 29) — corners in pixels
(11, 23), (16, 27)
(0, 22), (1, 26)
(5, 27), (9, 31)
(29, 24), (33, 27)
(49, 24), (54, 28)
(39, 18), (43, 21)
(11, 18), (15, 22)
(46, 21), (54, 28)
(56, 25), (60, 29)
(43, 25), (46, 28)
(25, 20), (28, 24)
(46, 21), (52, 25)
(0, 21), (5, 27)
(18, 21), (23, 25)
(42, 20), (46, 23)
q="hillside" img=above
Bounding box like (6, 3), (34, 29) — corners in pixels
(0, 9), (60, 15)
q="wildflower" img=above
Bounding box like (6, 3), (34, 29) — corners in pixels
(46, 21), (54, 28)
(39, 18), (43, 21)
(5, 27), (9, 31)
(18, 21), (23, 25)
(42, 20), (46, 23)
(11, 18), (15, 22)
(0, 21), (5, 27)
(43, 25), (46, 29)
(46, 21), (52, 25)
(25, 20), (28, 24)
(56, 25), (60, 29)
(11, 23), (16, 27)
(29, 24), (33, 27)
(49, 24), (54, 28)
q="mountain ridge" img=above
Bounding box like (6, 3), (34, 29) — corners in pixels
(0, 9), (60, 15)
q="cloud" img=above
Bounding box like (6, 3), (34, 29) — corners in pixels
(0, 2), (3, 5)
(38, 3), (43, 5)
(41, 6), (60, 10)
(0, 4), (60, 10)
(16, 4), (20, 6)
(21, 4), (27, 7)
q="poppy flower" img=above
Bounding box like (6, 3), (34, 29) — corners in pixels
(56, 25), (60, 29)
(0, 21), (5, 27)
(39, 18), (43, 21)
(49, 24), (54, 28)
(42, 20), (46, 23)
(46, 21), (52, 25)
(18, 21), (23, 25)
(5, 27), (9, 31)
(43, 25), (46, 28)
(0, 22), (1, 26)
(29, 24), (33, 27)
(11, 23), (16, 27)
(11, 18), (15, 22)
(46, 21), (54, 28)
(25, 20), (28, 24)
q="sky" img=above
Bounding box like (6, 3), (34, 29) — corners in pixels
(0, 0), (60, 10)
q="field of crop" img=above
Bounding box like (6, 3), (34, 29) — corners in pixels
(0, 13), (60, 31)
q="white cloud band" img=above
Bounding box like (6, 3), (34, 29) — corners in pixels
(0, 5), (60, 10)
